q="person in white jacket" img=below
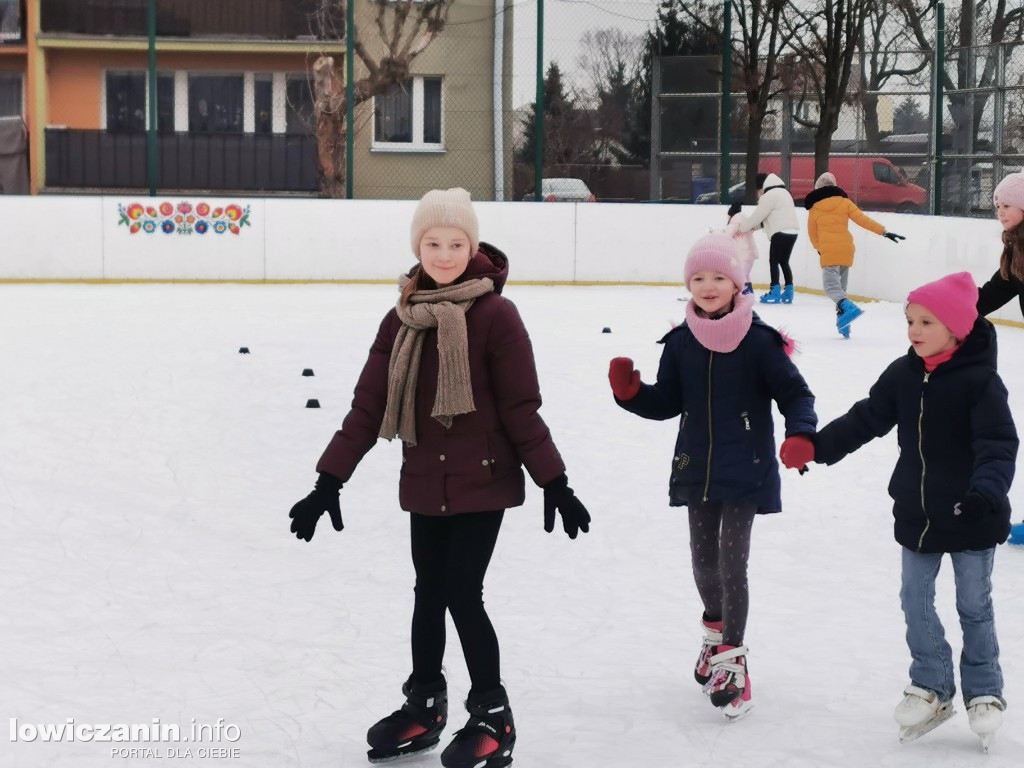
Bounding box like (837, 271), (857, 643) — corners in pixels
(737, 173), (800, 304)
(724, 201), (757, 295)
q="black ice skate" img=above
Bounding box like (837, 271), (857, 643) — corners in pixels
(366, 675), (447, 764)
(440, 685), (516, 768)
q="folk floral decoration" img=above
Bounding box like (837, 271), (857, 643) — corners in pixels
(118, 202), (252, 236)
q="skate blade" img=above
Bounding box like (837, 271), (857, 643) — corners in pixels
(978, 731), (996, 753)
(898, 704), (955, 743)
(367, 739), (440, 764)
(722, 701), (754, 722)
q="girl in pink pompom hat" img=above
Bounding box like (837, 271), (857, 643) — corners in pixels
(980, 171), (1024, 317)
(607, 233), (817, 722)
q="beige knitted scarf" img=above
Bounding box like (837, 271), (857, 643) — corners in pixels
(379, 275), (495, 446)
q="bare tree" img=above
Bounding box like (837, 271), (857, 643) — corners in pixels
(900, 0), (1024, 151)
(311, 1), (452, 198)
(679, 1), (799, 201)
(577, 28), (644, 164)
(786, 0), (872, 176)
(857, 0), (930, 149)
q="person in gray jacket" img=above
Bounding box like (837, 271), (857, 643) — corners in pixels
(737, 172), (800, 304)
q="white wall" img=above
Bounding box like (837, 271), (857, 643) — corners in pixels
(0, 196), (1017, 323)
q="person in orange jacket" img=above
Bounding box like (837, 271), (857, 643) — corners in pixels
(805, 172), (905, 338)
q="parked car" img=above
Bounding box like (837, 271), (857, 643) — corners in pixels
(759, 156), (926, 212)
(522, 177), (597, 202)
(695, 181), (745, 204)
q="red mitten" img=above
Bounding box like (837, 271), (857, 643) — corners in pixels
(608, 357), (641, 401)
(779, 435), (815, 471)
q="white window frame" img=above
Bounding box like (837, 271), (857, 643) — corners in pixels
(372, 75), (444, 153)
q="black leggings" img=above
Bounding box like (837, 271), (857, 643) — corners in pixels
(410, 510), (504, 693)
(688, 501), (756, 647)
(768, 232), (797, 287)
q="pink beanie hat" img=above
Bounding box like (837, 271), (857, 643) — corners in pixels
(684, 233), (746, 289)
(906, 272), (979, 340)
(993, 171), (1024, 210)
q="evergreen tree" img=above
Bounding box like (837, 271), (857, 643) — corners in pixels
(892, 95), (930, 135)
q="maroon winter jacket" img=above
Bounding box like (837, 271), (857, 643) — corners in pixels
(316, 243), (566, 516)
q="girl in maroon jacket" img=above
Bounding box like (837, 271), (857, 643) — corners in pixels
(287, 188), (590, 768)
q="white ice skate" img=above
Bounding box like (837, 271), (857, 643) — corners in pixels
(894, 685), (955, 743)
(967, 695), (1004, 752)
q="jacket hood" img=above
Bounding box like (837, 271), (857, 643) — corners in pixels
(804, 185), (849, 209)
(906, 316), (998, 372)
(459, 242), (509, 293)
(762, 172), (786, 191)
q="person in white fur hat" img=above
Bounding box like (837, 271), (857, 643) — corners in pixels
(979, 170), (1024, 319)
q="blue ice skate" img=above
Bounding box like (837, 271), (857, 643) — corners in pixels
(759, 285), (782, 304)
(781, 285), (794, 304)
(1008, 522), (1024, 548)
(836, 299), (863, 330)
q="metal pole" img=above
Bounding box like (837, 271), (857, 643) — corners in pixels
(649, 56), (661, 200)
(345, 0), (355, 199)
(719, 1), (732, 203)
(933, 0), (944, 215)
(147, 0), (157, 196)
(534, 0), (544, 201)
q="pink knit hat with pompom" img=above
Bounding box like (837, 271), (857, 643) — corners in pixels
(684, 233), (746, 289)
(906, 272), (979, 341)
(993, 171), (1024, 211)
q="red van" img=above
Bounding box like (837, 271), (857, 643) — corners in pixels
(759, 157), (926, 213)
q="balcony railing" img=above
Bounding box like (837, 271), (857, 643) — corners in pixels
(45, 129), (319, 192)
(40, 0), (343, 41)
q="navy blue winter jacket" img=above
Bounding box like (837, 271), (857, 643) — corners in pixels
(615, 315), (817, 513)
(814, 318), (1017, 553)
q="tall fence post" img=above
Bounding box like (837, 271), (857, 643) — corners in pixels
(719, 0), (732, 204)
(649, 56), (661, 201)
(932, 0), (944, 215)
(534, 0), (544, 201)
(146, 0), (157, 197)
(345, 0), (354, 199)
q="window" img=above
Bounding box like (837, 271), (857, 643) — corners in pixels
(255, 76), (273, 134)
(106, 72), (146, 133)
(188, 75), (244, 133)
(104, 72), (175, 133)
(0, 0), (21, 42)
(286, 75), (313, 135)
(373, 76), (443, 150)
(873, 162), (896, 185)
(0, 73), (21, 117)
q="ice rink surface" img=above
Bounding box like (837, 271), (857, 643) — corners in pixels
(2, 282), (1023, 767)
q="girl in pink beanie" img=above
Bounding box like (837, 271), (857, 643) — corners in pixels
(979, 171), (1024, 317)
(791, 272), (1017, 749)
(608, 233), (817, 721)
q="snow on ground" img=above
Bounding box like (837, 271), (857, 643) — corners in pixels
(2, 283), (1023, 768)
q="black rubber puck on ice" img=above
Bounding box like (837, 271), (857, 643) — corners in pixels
(602, 327), (612, 334)
(239, 347), (250, 354)
(302, 368), (315, 376)
(306, 399), (321, 408)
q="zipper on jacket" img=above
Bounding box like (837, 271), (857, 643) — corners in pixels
(741, 411), (751, 431)
(916, 373), (930, 551)
(703, 352), (714, 501)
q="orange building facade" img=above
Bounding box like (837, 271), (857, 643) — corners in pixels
(20, 0), (342, 194)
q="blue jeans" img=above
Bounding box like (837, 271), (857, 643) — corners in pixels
(899, 547), (1003, 703)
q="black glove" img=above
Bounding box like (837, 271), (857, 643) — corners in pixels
(289, 473), (344, 542)
(954, 493), (990, 520)
(883, 231), (905, 243)
(542, 474), (591, 539)
(727, 201), (742, 218)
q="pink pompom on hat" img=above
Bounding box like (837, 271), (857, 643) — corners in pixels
(906, 272), (979, 341)
(684, 233), (747, 289)
(993, 171), (1024, 211)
